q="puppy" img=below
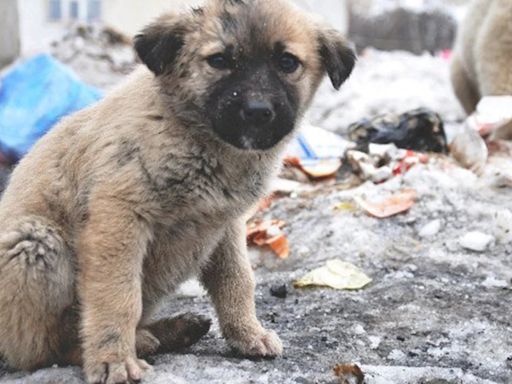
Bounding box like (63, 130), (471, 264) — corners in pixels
(451, 0), (512, 138)
(0, 0), (355, 383)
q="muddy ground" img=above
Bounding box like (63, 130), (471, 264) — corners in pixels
(1, 47), (511, 384)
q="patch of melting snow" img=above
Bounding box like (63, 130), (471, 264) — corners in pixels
(459, 232), (495, 252)
(362, 365), (500, 384)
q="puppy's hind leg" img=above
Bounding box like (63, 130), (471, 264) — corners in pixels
(0, 218), (75, 370)
(136, 313), (211, 357)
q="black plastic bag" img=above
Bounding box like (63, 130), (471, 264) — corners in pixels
(348, 108), (448, 153)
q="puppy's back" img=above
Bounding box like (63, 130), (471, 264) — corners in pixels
(0, 67), (160, 229)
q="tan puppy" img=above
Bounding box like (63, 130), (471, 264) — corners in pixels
(0, 0), (355, 383)
(451, 0), (512, 138)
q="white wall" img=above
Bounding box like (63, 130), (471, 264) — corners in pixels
(18, 0), (66, 55)
(0, 0), (20, 66)
(294, 0), (348, 33)
(17, 0), (349, 56)
(102, 0), (204, 37)
(102, 0), (348, 38)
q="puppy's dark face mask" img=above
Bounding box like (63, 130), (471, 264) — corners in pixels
(203, 42), (301, 150)
(134, 0), (356, 151)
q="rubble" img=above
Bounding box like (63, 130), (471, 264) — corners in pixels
(348, 108), (448, 153)
(348, 0), (460, 54)
(418, 219), (442, 238)
(50, 24), (138, 89)
(459, 231), (495, 252)
(1, 31), (511, 384)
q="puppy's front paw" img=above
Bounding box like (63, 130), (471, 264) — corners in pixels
(84, 356), (152, 384)
(228, 328), (283, 358)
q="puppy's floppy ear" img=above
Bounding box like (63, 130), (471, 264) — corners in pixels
(134, 15), (187, 76)
(318, 29), (356, 90)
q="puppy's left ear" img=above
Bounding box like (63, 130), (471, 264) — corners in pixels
(318, 29), (356, 90)
(134, 15), (188, 76)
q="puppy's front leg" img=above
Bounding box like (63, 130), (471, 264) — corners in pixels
(201, 220), (283, 358)
(78, 198), (152, 384)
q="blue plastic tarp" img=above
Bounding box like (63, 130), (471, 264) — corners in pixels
(0, 54), (102, 162)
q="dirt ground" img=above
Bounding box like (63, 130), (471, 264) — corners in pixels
(1, 48), (511, 384)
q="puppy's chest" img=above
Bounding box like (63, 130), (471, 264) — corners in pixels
(144, 216), (226, 295)
(152, 155), (269, 217)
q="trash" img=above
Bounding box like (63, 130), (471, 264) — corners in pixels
(287, 122), (355, 160)
(348, 108), (448, 153)
(334, 201), (358, 212)
(0, 54), (102, 163)
(294, 260), (372, 290)
(247, 220), (290, 259)
(346, 150), (393, 184)
(392, 150), (429, 176)
(355, 189), (417, 219)
(284, 157), (342, 180)
(347, 145), (428, 184)
(283, 123), (352, 182)
(368, 142), (399, 159)
(466, 96), (512, 138)
(450, 126), (488, 175)
(418, 219), (442, 238)
(270, 284), (288, 299)
(459, 231), (495, 252)
(51, 24), (137, 88)
(333, 363), (365, 384)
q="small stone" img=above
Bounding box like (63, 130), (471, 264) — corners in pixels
(459, 231), (495, 252)
(419, 219), (442, 238)
(270, 284), (288, 299)
(368, 336), (381, 349)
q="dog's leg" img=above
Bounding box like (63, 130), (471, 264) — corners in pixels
(451, 55), (480, 115)
(0, 218), (75, 370)
(78, 198), (152, 384)
(200, 220), (283, 358)
(136, 313), (211, 357)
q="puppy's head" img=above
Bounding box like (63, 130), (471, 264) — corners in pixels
(135, 0), (355, 151)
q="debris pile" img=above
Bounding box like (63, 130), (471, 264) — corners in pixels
(51, 24), (138, 89)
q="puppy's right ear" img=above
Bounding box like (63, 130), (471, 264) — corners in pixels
(134, 16), (187, 76)
(318, 28), (356, 90)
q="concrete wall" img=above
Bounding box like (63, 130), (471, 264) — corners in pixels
(0, 0), (21, 67)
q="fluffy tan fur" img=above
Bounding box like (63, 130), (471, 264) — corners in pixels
(0, 1), (354, 383)
(451, 0), (512, 138)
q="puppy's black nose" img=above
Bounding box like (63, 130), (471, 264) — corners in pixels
(241, 99), (275, 126)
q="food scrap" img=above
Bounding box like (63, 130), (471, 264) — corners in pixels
(294, 259), (372, 290)
(355, 189), (417, 219)
(284, 157), (342, 180)
(333, 363), (365, 384)
(247, 220), (290, 259)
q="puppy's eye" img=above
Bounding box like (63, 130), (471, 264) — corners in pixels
(207, 54), (231, 70)
(278, 53), (300, 73)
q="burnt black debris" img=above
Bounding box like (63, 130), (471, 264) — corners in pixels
(348, 108), (448, 153)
